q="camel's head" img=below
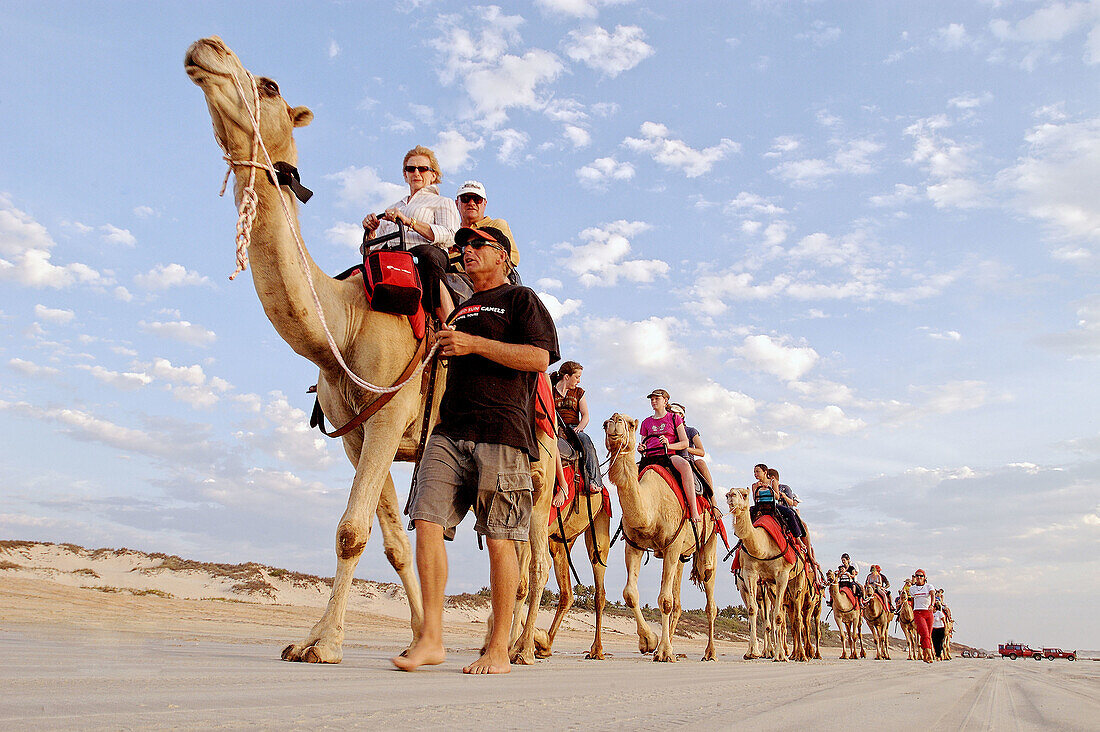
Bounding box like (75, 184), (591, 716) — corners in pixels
(825, 569), (836, 585)
(725, 487), (750, 515)
(185, 36), (313, 162)
(602, 413), (637, 455)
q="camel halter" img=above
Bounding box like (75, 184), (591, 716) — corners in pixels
(212, 64), (438, 396)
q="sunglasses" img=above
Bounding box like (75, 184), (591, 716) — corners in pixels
(915, 574), (925, 578)
(404, 165), (432, 174)
(458, 194), (485, 203)
(462, 239), (505, 251)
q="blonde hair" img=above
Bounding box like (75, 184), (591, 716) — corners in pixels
(402, 145), (442, 183)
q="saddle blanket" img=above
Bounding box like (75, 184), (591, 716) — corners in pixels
(730, 514), (799, 572)
(640, 464), (728, 547)
(840, 586), (859, 607)
(549, 462), (612, 526)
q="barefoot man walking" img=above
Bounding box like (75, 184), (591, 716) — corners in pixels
(393, 224), (559, 674)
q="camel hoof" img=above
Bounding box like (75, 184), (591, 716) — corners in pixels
(535, 648), (552, 659)
(511, 651), (536, 666)
(281, 644), (300, 661)
(743, 652), (758, 660)
(701, 654), (716, 662)
(653, 651), (676, 663)
(297, 641), (342, 664)
(584, 649), (606, 660)
(639, 637), (658, 654)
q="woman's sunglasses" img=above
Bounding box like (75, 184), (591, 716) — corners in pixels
(404, 165), (432, 173)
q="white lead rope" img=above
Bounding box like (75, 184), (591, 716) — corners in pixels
(216, 64), (436, 395)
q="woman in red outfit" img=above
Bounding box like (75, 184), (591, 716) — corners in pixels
(905, 569), (937, 663)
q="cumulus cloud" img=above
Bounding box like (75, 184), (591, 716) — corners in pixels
(990, 2), (1100, 68)
(33, 304), (74, 324)
(563, 25), (654, 77)
(134, 263), (210, 291)
(100, 224), (135, 247)
(433, 129), (485, 171)
(76, 364), (154, 390)
(998, 117), (1100, 261)
(576, 156), (635, 189)
(492, 128), (528, 164)
(769, 402), (865, 435)
(937, 23), (971, 49)
(796, 21), (841, 47)
(1036, 294), (1100, 357)
(325, 221), (364, 251)
(326, 166), (406, 212)
(735, 334), (819, 381)
(563, 125), (592, 148)
(770, 138), (883, 187)
(537, 292), (582, 321)
(328, 40), (340, 58)
(724, 192), (787, 217)
(0, 195), (108, 289)
(237, 391), (334, 471)
(582, 315), (689, 371)
(623, 122), (739, 177)
(138, 320), (217, 347)
(919, 327), (963, 341)
(557, 220), (668, 286)
(535, 0), (633, 18)
(8, 358), (60, 378)
(133, 205), (157, 218)
(431, 8), (563, 128)
(905, 115), (987, 209)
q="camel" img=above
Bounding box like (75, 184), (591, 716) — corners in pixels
(536, 481), (612, 660)
(725, 488), (803, 662)
(861, 584), (892, 660)
(896, 587), (919, 660)
(602, 414), (719, 662)
(185, 37), (557, 666)
(825, 570), (865, 660)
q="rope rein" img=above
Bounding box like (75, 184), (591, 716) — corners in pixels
(213, 64), (437, 395)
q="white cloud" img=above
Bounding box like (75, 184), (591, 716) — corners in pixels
(0, 195), (107, 289)
(905, 115), (986, 209)
(998, 118), (1100, 260)
(134, 263), (210, 291)
(33, 304), (74, 324)
(325, 221), (364, 251)
(919, 327), (963, 342)
(937, 23), (971, 49)
(563, 25), (654, 77)
(623, 122), (739, 177)
(434, 129), (485, 171)
(76, 364), (154, 390)
(326, 166), (406, 212)
(139, 320), (217, 347)
(576, 156), (635, 189)
(328, 40), (340, 58)
(8, 358), (60, 378)
(764, 136), (800, 158)
(148, 358), (207, 386)
(563, 125), (592, 148)
(724, 192), (787, 217)
(537, 292), (582, 321)
(492, 128), (528, 164)
(735, 334), (819, 381)
(868, 183), (921, 208)
(535, 0), (632, 18)
(132, 206), (157, 218)
(1036, 294), (1100, 357)
(536, 277), (562, 290)
(583, 315), (689, 371)
(113, 286), (133, 302)
(558, 220), (668, 286)
(431, 9), (563, 128)
(770, 402), (865, 435)
(238, 391), (334, 471)
(100, 224), (135, 247)
(771, 138), (883, 187)
(949, 92), (993, 110)
(796, 21), (841, 47)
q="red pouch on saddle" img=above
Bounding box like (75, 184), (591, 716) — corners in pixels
(364, 249), (422, 316)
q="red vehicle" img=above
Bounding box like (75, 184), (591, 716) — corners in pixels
(998, 643), (1042, 660)
(1041, 648), (1077, 660)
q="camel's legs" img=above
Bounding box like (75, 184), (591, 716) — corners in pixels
(282, 429), (403, 663)
(699, 537), (718, 662)
(375, 472), (423, 647)
(541, 536), (576, 657)
(856, 614), (866, 659)
(739, 574), (763, 659)
(582, 508), (610, 660)
(509, 435), (554, 665)
(653, 554), (683, 662)
(623, 542), (658, 654)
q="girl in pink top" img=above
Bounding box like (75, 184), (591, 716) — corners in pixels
(639, 389), (700, 523)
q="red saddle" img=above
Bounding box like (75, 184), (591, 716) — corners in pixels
(548, 461), (612, 526)
(840, 586), (859, 607)
(640, 464), (728, 548)
(730, 514), (799, 572)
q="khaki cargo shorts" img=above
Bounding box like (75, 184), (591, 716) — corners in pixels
(407, 434), (533, 541)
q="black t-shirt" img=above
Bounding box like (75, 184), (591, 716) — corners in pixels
(435, 284), (560, 456)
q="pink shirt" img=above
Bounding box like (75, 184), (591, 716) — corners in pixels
(640, 412), (683, 454)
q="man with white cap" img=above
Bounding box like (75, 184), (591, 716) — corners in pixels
(454, 180), (520, 277)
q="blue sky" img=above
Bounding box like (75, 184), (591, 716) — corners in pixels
(1, 1), (1098, 651)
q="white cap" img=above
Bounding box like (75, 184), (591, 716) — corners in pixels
(456, 180), (487, 199)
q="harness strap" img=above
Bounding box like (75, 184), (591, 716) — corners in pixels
(310, 328), (428, 438)
(553, 509), (583, 587)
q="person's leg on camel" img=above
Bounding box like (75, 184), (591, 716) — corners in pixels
(671, 455), (700, 523)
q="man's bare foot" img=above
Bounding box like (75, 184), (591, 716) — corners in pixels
(392, 639), (446, 672)
(462, 649), (511, 674)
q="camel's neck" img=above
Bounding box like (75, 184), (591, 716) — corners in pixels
(235, 147), (344, 368)
(606, 447), (657, 527)
(730, 506), (778, 557)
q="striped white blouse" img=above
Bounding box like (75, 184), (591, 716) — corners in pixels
(370, 185), (460, 251)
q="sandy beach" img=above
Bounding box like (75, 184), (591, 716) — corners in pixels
(2, 543), (1096, 730)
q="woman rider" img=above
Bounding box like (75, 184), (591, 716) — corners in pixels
(668, 403), (714, 493)
(362, 145), (460, 322)
(639, 389), (700, 524)
(551, 361), (603, 493)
